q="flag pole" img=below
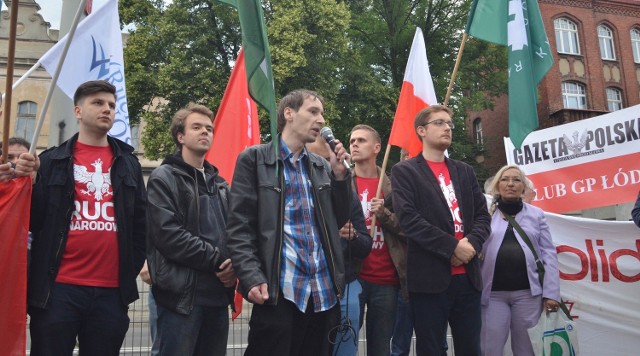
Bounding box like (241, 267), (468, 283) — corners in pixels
(443, 32), (468, 106)
(29, 0), (87, 155)
(1, 0), (20, 163)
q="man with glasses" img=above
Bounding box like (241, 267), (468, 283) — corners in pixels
(391, 105), (490, 355)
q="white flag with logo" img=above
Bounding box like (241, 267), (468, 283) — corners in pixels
(40, 0), (131, 144)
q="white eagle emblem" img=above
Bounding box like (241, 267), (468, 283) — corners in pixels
(74, 158), (112, 201)
(562, 130), (588, 155)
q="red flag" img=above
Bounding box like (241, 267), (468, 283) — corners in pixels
(206, 48), (260, 183)
(0, 176), (31, 356)
(206, 48), (259, 320)
(388, 28), (438, 157)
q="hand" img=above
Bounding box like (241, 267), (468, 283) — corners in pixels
(453, 237), (476, 264)
(215, 259), (236, 288)
(139, 260), (152, 285)
(0, 162), (14, 182)
(339, 221), (356, 240)
(544, 298), (560, 313)
(370, 198), (385, 218)
(328, 139), (348, 180)
(451, 255), (464, 267)
(248, 283), (269, 305)
(15, 153), (39, 179)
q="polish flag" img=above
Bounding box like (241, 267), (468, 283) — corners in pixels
(388, 27), (438, 157)
(206, 48), (260, 183)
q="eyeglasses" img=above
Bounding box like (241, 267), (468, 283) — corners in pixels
(423, 119), (455, 129)
(499, 176), (523, 184)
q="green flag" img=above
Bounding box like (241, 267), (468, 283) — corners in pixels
(466, 0), (553, 148)
(218, 0), (277, 144)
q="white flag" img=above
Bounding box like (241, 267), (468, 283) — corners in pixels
(40, 0), (132, 144)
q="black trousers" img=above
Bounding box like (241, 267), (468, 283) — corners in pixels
(244, 290), (340, 356)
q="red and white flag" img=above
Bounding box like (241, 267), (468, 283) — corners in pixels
(205, 48), (260, 183)
(205, 48), (260, 320)
(388, 27), (438, 157)
(0, 176), (31, 356)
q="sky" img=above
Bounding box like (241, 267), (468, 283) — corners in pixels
(10, 0), (110, 30)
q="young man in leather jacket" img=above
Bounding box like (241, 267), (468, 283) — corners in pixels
(146, 103), (236, 355)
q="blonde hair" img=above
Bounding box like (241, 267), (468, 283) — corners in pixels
(488, 165), (529, 214)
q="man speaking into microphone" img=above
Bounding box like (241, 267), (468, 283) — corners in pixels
(227, 89), (351, 356)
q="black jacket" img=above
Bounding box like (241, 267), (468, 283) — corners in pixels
(146, 153), (234, 315)
(227, 141), (351, 304)
(28, 134), (146, 308)
(343, 193), (373, 283)
(632, 190), (640, 228)
(391, 155), (491, 293)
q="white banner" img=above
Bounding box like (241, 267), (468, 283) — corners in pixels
(40, 0), (131, 144)
(547, 212), (640, 356)
(504, 104), (640, 213)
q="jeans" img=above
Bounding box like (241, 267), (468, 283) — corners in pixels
(333, 279), (363, 356)
(245, 291), (340, 356)
(390, 293), (413, 356)
(28, 282), (129, 356)
(358, 278), (399, 356)
(155, 303), (229, 356)
(148, 290), (159, 356)
(411, 274), (481, 356)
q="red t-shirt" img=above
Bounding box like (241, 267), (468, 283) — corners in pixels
(426, 160), (466, 275)
(357, 176), (399, 285)
(56, 142), (120, 287)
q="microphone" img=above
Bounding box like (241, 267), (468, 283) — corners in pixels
(320, 127), (351, 170)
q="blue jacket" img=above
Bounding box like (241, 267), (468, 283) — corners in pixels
(28, 134), (147, 309)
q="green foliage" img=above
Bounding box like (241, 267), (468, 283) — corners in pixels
(123, 0), (507, 168)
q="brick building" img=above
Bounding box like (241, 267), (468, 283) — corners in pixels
(467, 0), (640, 179)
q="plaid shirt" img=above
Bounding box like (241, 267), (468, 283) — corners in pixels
(279, 139), (337, 313)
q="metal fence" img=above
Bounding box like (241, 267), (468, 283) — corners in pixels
(26, 277), (456, 355)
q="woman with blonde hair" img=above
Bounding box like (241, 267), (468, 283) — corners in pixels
(481, 165), (560, 355)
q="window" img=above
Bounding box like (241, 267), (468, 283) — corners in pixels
(562, 82), (586, 109)
(632, 29), (640, 63)
(130, 124), (140, 151)
(15, 101), (37, 141)
(606, 88), (623, 111)
(473, 118), (483, 145)
(554, 18), (580, 54)
(598, 25), (615, 60)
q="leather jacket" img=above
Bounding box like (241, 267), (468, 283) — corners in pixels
(146, 153), (234, 315)
(28, 134), (147, 309)
(227, 141), (351, 305)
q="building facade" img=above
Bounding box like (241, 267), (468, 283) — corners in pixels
(467, 0), (640, 219)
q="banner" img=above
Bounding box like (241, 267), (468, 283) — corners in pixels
(0, 177), (32, 356)
(504, 104), (640, 213)
(40, 0), (131, 144)
(544, 212), (640, 356)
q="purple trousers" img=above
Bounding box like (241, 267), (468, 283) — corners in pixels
(481, 289), (542, 356)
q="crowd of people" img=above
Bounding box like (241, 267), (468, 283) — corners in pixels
(4, 79), (612, 356)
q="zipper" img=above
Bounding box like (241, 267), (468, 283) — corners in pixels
(275, 162), (284, 303)
(310, 166), (343, 297)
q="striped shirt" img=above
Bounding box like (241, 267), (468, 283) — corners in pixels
(279, 139), (337, 313)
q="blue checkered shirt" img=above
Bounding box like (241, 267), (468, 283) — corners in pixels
(279, 139), (337, 313)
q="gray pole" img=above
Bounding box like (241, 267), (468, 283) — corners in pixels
(47, 0), (87, 147)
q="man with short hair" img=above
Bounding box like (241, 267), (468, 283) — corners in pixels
(27, 80), (147, 356)
(227, 89), (351, 355)
(391, 105), (490, 355)
(146, 103), (236, 355)
(349, 124), (406, 356)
